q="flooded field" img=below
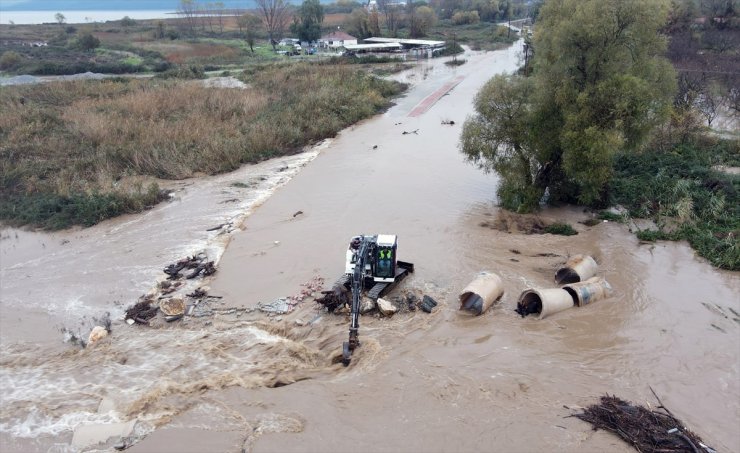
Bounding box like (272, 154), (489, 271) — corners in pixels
(1, 41), (739, 453)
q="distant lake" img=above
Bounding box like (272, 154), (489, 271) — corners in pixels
(0, 10), (177, 25)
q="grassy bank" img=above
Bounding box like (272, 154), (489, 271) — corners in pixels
(608, 140), (739, 270)
(0, 63), (406, 229)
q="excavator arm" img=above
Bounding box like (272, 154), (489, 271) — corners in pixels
(343, 237), (373, 365)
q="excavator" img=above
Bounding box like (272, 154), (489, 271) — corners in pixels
(335, 234), (414, 366)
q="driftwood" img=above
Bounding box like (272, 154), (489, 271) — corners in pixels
(124, 301), (158, 324)
(575, 392), (715, 453)
(163, 255), (216, 280)
(315, 284), (349, 312)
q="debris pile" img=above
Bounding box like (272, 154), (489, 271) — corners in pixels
(163, 253), (216, 280)
(576, 394), (716, 453)
(125, 300), (159, 325)
(124, 252), (219, 326)
(258, 276), (325, 315)
(315, 284), (349, 312)
(316, 286), (436, 316)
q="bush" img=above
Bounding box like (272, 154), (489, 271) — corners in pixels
(0, 51), (22, 70)
(452, 11), (480, 25)
(76, 32), (101, 51)
(608, 141), (739, 270)
(0, 185), (167, 230)
(155, 65), (206, 79)
(544, 222), (578, 236)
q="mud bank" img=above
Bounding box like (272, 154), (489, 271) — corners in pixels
(1, 42), (739, 453)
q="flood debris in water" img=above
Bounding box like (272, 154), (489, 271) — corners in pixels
(163, 253), (216, 280)
(420, 295), (438, 313)
(555, 254), (598, 284)
(459, 272), (504, 316)
(575, 393), (716, 453)
(125, 300), (159, 325)
(516, 256), (612, 319)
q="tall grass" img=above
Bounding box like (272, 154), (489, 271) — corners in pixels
(0, 64), (406, 228)
(608, 140), (739, 270)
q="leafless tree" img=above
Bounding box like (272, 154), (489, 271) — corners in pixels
(675, 71), (707, 111)
(697, 83), (723, 127)
(215, 1), (226, 33)
(178, 0), (198, 36)
(377, 0), (402, 36)
(255, 0), (291, 50)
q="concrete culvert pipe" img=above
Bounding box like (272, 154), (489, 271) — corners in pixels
(459, 272), (504, 316)
(555, 255), (598, 285)
(516, 288), (574, 319)
(562, 276), (613, 307)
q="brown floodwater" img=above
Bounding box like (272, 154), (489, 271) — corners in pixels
(1, 42), (739, 453)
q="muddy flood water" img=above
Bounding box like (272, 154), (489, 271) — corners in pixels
(1, 41), (739, 453)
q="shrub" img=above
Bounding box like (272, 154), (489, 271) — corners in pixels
(608, 142), (739, 270)
(544, 222), (578, 236)
(76, 32), (101, 51)
(155, 65), (206, 79)
(452, 11), (480, 25)
(0, 51), (22, 70)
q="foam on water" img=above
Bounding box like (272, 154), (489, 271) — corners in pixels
(0, 144), (328, 442)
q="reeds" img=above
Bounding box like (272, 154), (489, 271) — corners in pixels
(0, 63), (406, 228)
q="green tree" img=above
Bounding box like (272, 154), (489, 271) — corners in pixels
(461, 0), (676, 210)
(409, 5), (437, 37)
(76, 32), (101, 51)
(55, 12), (66, 25)
(291, 0), (324, 42)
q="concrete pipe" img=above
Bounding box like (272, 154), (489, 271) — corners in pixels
(516, 288), (574, 319)
(459, 272), (504, 316)
(555, 255), (598, 285)
(562, 276), (613, 307)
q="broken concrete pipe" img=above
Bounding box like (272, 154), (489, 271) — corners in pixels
(555, 255), (598, 285)
(562, 276), (613, 307)
(459, 272), (504, 316)
(516, 288), (574, 319)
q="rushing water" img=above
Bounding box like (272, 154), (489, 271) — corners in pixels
(1, 42), (739, 453)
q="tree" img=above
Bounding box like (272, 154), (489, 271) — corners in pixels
(255, 0), (292, 50)
(55, 13), (66, 26)
(461, 0), (676, 210)
(377, 0), (402, 35)
(214, 2), (226, 33)
(76, 32), (101, 51)
(237, 13), (262, 52)
(291, 0), (324, 42)
(178, 0), (198, 36)
(409, 5), (437, 37)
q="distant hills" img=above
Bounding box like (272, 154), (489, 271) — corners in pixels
(0, 0), (253, 11)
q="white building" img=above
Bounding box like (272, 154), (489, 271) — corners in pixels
(318, 31), (358, 49)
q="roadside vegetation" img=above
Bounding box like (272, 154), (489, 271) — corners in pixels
(461, 0), (739, 270)
(0, 65), (405, 229)
(609, 140), (739, 270)
(0, 0), (526, 229)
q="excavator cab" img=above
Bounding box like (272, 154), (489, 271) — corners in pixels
(374, 234), (397, 282)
